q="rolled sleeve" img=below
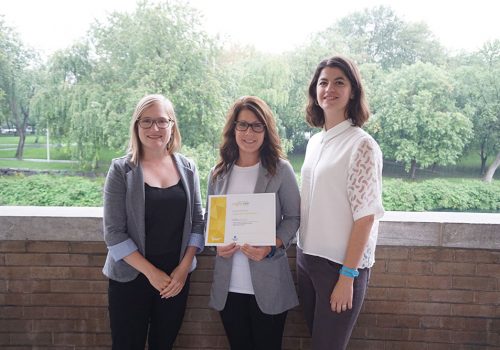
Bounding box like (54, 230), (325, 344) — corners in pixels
(108, 238), (138, 262)
(188, 233), (205, 253)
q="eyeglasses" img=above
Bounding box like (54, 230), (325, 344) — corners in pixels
(234, 121), (266, 133)
(137, 118), (174, 129)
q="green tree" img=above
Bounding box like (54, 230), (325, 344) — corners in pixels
(453, 40), (500, 181)
(89, 0), (225, 151)
(0, 17), (39, 159)
(314, 6), (445, 70)
(220, 47), (294, 152)
(33, 1), (227, 170)
(32, 41), (94, 150)
(371, 62), (473, 179)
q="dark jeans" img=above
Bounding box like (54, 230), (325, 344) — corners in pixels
(297, 248), (370, 350)
(108, 254), (189, 350)
(220, 292), (288, 350)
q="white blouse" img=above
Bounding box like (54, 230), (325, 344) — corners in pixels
(298, 119), (384, 268)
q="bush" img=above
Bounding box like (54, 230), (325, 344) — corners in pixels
(383, 178), (500, 212)
(0, 174), (104, 206)
(1, 173), (498, 213)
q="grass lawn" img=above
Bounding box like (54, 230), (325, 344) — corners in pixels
(0, 159), (79, 171)
(0, 135), (123, 172)
(0, 134), (498, 180)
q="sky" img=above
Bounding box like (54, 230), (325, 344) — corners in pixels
(1, 0), (499, 58)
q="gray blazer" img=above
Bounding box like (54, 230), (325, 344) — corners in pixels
(102, 153), (204, 282)
(207, 159), (300, 314)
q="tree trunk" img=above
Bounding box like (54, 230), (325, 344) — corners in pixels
(15, 104), (30, 160)
(15, 130), (26, 160)
(480, 142), (487, 176)
(409, 159), (417, 179)
(483, 151), (500, 183)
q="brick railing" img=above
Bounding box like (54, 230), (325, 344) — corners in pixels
(1, 207), (499, 349)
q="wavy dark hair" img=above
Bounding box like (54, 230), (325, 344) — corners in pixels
(306, 55), (370, 128)
(212, 96), (285, 181)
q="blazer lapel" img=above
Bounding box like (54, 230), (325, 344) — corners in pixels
(216, 164), (233, 195)
(253, 163), (270, 193)
(126, 158), (146, 252)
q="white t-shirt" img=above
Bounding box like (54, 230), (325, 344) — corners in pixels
(226, 162), (260, 294)
(298, 119), (384, 268)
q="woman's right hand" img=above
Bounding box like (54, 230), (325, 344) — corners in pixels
(217, 242), (239, 258)
(146, 267), (172, 293)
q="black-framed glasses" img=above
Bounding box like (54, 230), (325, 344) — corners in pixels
(234, 121), (266, 133)
(137, 118), (174, 129)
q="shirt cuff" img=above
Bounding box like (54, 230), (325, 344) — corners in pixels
(188, 233), (205, 253)
(108, 238), (138, 261)
(353, 204), (385, 221)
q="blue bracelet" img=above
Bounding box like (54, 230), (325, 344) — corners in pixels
(340, 265), (359, 278)
(266, 246), (276, 258)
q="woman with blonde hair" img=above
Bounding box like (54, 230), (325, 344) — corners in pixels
(102, 94), (204, 349)
(207, 96), (300, 350)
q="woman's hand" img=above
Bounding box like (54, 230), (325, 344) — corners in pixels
(160, 264), (189, 298)
(240, 244), (272, 262)
(217, 242), (239, 258)
(146, 267), (172, 293)
(330, 275), (354, 313)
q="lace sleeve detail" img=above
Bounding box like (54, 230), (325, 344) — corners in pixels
(347, 137), (384, 221)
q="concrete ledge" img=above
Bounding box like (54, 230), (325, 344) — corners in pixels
(1, 206), (499, 249)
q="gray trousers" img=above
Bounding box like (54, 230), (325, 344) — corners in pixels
(297, 247), (370, 350)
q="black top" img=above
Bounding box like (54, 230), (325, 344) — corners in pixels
(144, 180), (187, 258)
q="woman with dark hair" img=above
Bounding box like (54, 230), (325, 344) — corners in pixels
(207, 96), (300, 350)
(297, 56), (385, 349)
(102, 94), (204, 349)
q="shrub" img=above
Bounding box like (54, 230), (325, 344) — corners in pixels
(383, 178), (500, 212)
(1, 174), (498, 212)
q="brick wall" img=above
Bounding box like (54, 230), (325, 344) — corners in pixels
(0, 209), (499, 349)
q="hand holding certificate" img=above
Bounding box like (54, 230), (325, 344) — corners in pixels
(205, 193), (276, 246)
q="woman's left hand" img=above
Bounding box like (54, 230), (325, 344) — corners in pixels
(160, 264), (189, 299)
(330, 275), (354, 313)
(240, 244), (272, 261)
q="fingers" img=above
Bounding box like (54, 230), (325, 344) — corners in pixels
(240, 245), (269, 261)
(330, 299), (353, 313)
(150, 270), (171, 292)
(160, 279), (183, 298)
(217, 243), (239, 258)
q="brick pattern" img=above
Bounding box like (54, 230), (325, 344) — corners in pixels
(1, 241), (498, 349)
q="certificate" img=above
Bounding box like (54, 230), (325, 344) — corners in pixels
(205, 193), (276, 246)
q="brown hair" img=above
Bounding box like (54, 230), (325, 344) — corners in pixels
(212, 96), (285, 180)
(128, 94), (181, 165)
(306, 55), (370, 127)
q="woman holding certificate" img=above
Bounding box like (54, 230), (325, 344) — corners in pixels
(297, 56), (385, 349)
(102, 94), (204, 349)
(207, 96), (300, 350)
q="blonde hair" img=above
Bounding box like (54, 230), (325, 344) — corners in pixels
(128, 94), (181, 165)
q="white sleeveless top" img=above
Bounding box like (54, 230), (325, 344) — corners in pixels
(226, 162), (260, 294)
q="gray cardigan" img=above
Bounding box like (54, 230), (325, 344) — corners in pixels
(207, 159), (300, 314)
(102, 153), (204, 282)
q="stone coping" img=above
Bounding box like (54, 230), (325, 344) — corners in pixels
(1, 206), (499, 249)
